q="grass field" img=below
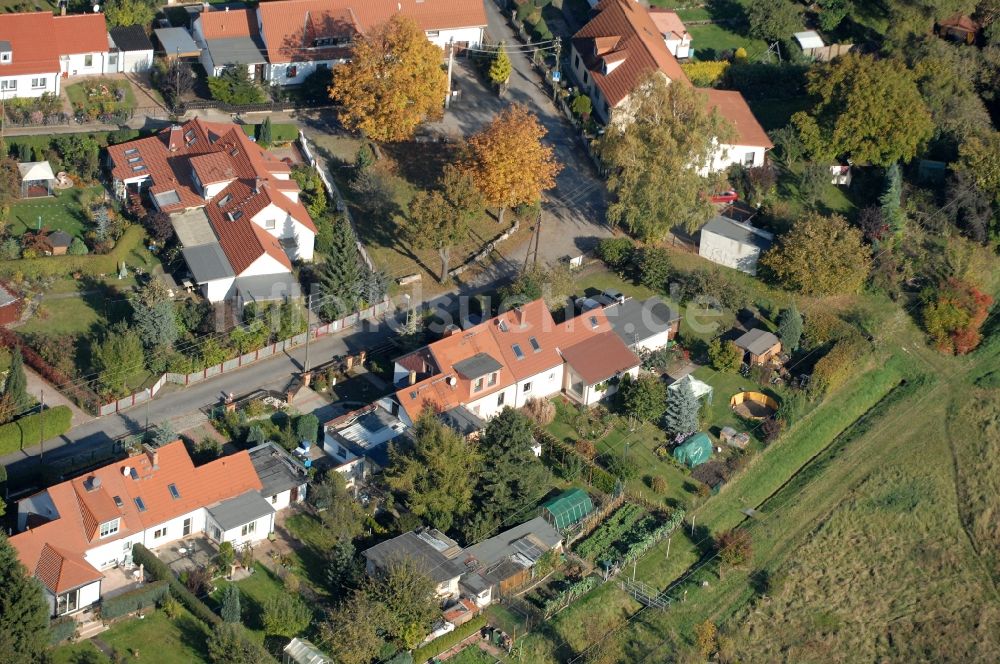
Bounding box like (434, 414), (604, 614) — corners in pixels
(688, 24), (769, 61)
(241, 123), (299, 144)
(52, 608), (209, 664)
(7, 186), (104, 239)
(449, 645), (503, 664)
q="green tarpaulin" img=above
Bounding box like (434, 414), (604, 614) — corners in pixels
(673, 432), (712, 468)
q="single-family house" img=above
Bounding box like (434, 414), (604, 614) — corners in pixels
(363, 517), (563, 610)
(648, 9), (691, 59)
(9, 440), (305, 617)
(323, 403), (410, 490)
(106, 118), (316, 303)
(938, 14), (979, 44)
(698, 215), (774, 275)
(733, 328), (781, 366)
(363, 528), (467, 601)
(393, 298), (644, 423)
(108, 25), (154, 73)
(570, 0), (771, 172)
(0, 12), (114, 99)
(248, 441), (310, 510)
(603, 296), (680, 352)
(192, 7), (268, 79)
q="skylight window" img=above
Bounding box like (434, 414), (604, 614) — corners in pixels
(127, 156), (142, 163)
(529, 337), (541, 352)
(168, 483), (180, 500)
(512, 344), (525, 360)
(498, 320), (508, 332)
(124, 148), (138, 155)
(183, 129), (195, 140)
(230, 148), (239, 157)
(227, 210), (244, 221)
(113, 495), (123, 508)
(186, 137), (197, 147)
(217, 194), (233, 207)
(589, 316), (599, 329)
(134, 497), (146, 512)
(131, 164), (147, 172)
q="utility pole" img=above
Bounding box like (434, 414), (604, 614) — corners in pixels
(39, 389), (44, 462)
(303, 291), (313, 374)
(445, 39), (455, 110)
(552, 37), (562, 103)
(175, 47), (180, 110)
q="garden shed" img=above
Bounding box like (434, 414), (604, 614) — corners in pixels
(282, 637), (330, 664)
(673, 432), (712, 468)
(542, 488), (594, 530)
(17, 161), (55, 198)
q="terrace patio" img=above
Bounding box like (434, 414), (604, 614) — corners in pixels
(155, 537), (217, 576)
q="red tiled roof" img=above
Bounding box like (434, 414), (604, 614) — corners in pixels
(572, 0), (689, 107)
(190, 152), (238, 185)
(206, 179), (295, 273)
(257, 0), (486, 63)
(648, 9), (689, 40)
(0, 12), (108, 77)
(396, 301), (640, 419)
(199, 8), (260, 39)
(10, 441), (263, 595)
(703, 89), (773, 149)
(560, 332), (640, 385)
(939, 14), (978, 31)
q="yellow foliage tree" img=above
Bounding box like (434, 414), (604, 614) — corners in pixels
(463, 104), (561, 224)
(329, 15), (448, 142)
(760, 212), (871, 295)
(680, 60), (730, 87)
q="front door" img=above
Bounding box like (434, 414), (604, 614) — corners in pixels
(254, 64), (265, 83)
(290, 486), (298, 503)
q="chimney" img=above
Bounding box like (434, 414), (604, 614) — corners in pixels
(515, 307), (525, 329)
(145, 445), (159, 469)
(409, 370), (417, 386)
(60, 4), (65, 15)
(254, 176), (262, 194)
(167, 125), (182, 152)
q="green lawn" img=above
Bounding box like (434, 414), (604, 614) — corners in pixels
(211, 563), (288, 639)
(241, 123), (300, 145)
(688, 24), (769, 61)
(449, 645), (502, 664)
(8, 186), (104, 239)
(65, 79), (136, 117)
(690, 364), (776, 443)
(53, 607), (209, 664)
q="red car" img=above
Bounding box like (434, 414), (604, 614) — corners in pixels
(710, 189), (738, 204)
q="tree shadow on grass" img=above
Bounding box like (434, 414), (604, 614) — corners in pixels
(174, 612), (211, 658)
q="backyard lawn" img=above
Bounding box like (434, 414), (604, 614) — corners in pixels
(449, 644), (503, 664)
(688, 24), (769, 61)
(65, 79), (136, 120)
(52, 607), (209, 664)
(241, 122), (300, 145)
(7, 186), (104, 239)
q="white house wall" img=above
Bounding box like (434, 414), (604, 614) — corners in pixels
(84, 506), (207, 570)
(634, 329), (671, 353)
(202, 276), (235, 303)
(62, 52), (112, 77)
(701, 142), (766, 175)
(122, 50), (153, 73)
(513, 365), (564, 408)
(251, 203), (315, 261)
(208, 512), (274, 549)
(78, 581), (101, 611)
(240, 251), (291, 278)
(0, 71), (59, 98)
(467, 384), (517, 420)
(426, 27), (484, 50)
(265, 60), (342, 86)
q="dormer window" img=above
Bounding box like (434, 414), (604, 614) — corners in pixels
(0, 41), (12, 64)
(487, 371), (498, 387)
(99, 518), (120, 538)
(1, 53), (10, 64)
(473, 377), (485, 393)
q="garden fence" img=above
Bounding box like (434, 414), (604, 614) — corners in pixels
(96, 299), (391, 416)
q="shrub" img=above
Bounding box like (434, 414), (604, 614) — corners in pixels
(412, 615), (488, 663)
(680, 60), (730, 87)
(522, 397), (556, 426)
(575, 439), (597, 460)
(0, 226), (147, 279)
(810, 336), (868, 397)
(515, 1), (536, 22)
(0, 406), (72, 456)
(100, 579), (170, 619)
(132, 544), (221, 626)
(650, 476), (667, 494)
(48, 616), (77, 645)
(707, 339), (742, 373)
(597, 237), (634, 272)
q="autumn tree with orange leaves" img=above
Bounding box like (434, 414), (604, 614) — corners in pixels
(329, 15), (448, 142)
(922, 278), (993, 355)
(463, 104), (561, 224)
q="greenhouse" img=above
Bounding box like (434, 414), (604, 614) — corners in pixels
(542, 488), (595, 529)
(673, 432), (713, 468)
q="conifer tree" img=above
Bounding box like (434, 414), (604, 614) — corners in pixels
(664, 377), (700, 437)
(4, 347), (29, 414)
(777, 303), (804, 352)
(314, 216), (365, 322)
(0, 534), (50, 663)
(221, 584), (241, 623)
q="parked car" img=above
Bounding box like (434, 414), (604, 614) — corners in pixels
(710, 189), (738, 204)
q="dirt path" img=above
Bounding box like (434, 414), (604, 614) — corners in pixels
(24, 366), (91, 427)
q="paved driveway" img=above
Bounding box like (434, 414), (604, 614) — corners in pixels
(425, 1), (613, 268)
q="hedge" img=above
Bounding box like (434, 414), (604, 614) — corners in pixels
(0, 225), (147, 278)
(412, 615), (488, 663)
(0, 406), (72, 456)
(680, 60), (730, 88)
(0, 328), (101, 413)
(538, 428), (618, 495)
(132, 544), (221, 626)
(100, 579), (170, 619)
(49, 616), (77, 645)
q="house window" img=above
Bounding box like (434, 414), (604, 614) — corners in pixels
(99, 518), (120, 538)
(426, 30), (440, 38)
(0, 53), (9, 63)
(286, 65), (297, 79)
(134, 497), (147, 512)
(743, 152), (755, 166)
(182, 518), (192, 536)
(583, 71), (589, 85)
(212, 526), (222, 540)
(574, 53), (580, 69)
(84, 54), (93, 67)
(487, 371), (498, 386)
(523, 382), (532, 393)
(271, 495), (278, 504)
(264, 218), (276, 229)
(31, 78), (45, 89)
(1, 80), (16, 90)
(241, 521), (256, 537)
(153, 527), (166, 539)
(497, 392), (505, 407)
(529, 337), (541, 352)
(122, 540), (132, 552)
(474, 377), (485, 393)
(57, 589), (80, 615)
(512, 344), (525, 360)
(108, 53), (118, 67)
